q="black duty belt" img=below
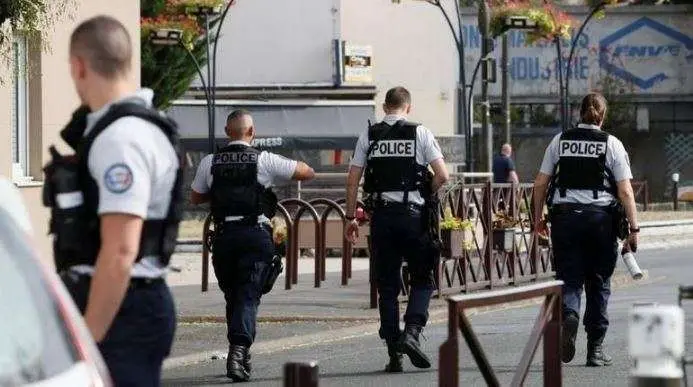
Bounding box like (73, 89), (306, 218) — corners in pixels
(63, 271), (165, 289)
(551, 203), (610, 214)
(373, 200), (423, 214)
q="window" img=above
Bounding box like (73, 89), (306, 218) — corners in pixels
(11, 35), (30, 183)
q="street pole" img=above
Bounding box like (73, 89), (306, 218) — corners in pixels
(432, 0), (469, 172)
(203, 14), (214, 155)
(501, 34), (510, 145)
(479, 1), (492, 172)
(565, 1), (607, 130)
(555, 36), (566, 131)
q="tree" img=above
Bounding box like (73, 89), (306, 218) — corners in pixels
(0, 0), (77, 82)
(141, 0), (232, 110)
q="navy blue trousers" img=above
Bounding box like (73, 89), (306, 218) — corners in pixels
(370, 206), (435, 342)
(550, 205), (618, 343)
(212, 224), (274, 347)
(62, 273), (176, 387)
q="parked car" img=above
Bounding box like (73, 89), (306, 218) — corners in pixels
(0, 179), (111, 386)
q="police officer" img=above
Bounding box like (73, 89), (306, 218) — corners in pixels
(190, 109), (315, 382)
(43, 16), (182, 386)
(345, 86), (449, 372)
(532, 93), (639, 367)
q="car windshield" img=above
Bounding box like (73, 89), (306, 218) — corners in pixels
(0, 209), (80, 386)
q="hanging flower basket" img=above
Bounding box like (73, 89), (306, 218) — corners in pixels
(166, 0), (228, 17)
(489, 2), (573, 44)
(141, 14), (203, 50)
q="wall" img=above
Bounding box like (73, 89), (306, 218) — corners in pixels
(458, 6), (693, 100)
(340, 0), (459, 137)
(196, 0), (340, 86)
(0, 0), (140, 266)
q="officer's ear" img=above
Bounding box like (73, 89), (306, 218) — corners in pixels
(405, 104), (412, 115)
(248, 125), (255, 140)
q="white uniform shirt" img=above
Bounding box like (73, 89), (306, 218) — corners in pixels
(191, 141), (297, 224)
(71, 88), (180, 279)
(0, 177), (32, 235)
(350, 114), (444, 206)
(539, 123), (633, 206)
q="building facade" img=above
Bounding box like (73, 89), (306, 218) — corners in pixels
(0, 0), (140, 263)
(168, 1), (691, 199)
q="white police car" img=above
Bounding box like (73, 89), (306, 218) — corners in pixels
(0, 177), (111, 386)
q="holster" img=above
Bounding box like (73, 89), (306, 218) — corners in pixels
(608, 201), (629, 241)
(262, 255), (283, 294)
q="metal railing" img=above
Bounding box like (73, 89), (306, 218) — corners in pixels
(439, 280), (564, 387)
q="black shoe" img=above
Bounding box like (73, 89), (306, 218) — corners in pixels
(561, 314), (579, 364)
(227, 345), (250, 382)
(244, 350), (252, 376)
(384, 341), (403, 373)
(399, 325), (431, 369)
(586, 343), (613, 367)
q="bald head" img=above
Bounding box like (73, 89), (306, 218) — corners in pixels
(70, 15), (132, 79)
(226, 109), (255, 140)
(501, 143), (512, 156)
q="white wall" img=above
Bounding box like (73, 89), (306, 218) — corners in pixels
(201, 0), (340, 86)
(341, 0), (459, 137)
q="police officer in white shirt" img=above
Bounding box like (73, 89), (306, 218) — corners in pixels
(532, 93), (639, 368)
(43, 16), (182, 386)
(190, 109), (314, 382)
(344, 87), (450, 373)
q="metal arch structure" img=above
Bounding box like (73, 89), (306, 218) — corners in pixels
(279, 198), (323, 288)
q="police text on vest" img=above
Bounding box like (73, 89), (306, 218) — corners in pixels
(559, 140), (606, 158)
(368, 140), (415, 158)
(213, 152), (258, 164)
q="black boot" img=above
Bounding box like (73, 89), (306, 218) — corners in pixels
(227, 345), (250, 382)
(399, 325), (431, 369)
(244, 350), (252, 376)
(586, 342), (613, 367)
(561, 313), (579, 364)
(384, 340), (403, 373)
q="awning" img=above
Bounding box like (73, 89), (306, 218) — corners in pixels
(166, 99), (376, 140)
(181, 135), (358, 152)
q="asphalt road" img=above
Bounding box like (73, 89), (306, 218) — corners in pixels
(162, 245), (693, 386)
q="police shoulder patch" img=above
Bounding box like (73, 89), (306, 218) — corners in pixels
(104, 163), (134, 194)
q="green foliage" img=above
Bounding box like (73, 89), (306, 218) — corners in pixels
(140, 0), (230, 110)
(440, 208), (473, 230)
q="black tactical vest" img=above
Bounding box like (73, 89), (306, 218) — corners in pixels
(43, 102), (184, 272)
(552, 127), (615, 199)
(362, 120), (428, 203)
(210, 144), (277, 224)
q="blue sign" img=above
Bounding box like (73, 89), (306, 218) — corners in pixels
(600, 17), (693, 90)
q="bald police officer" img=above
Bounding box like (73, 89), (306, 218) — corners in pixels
(532, 93), (639, 367)
(191, 109), (315, 382)
(43, 16), (182, 385)
(345, 86), (449, 373)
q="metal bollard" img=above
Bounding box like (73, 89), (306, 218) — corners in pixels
(284, 361), (319, 387)
(629, 304), (685, 387)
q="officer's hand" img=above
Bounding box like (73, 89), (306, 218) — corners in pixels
(627, 232), (638, 253)
(345, 219), (359, 243)
(533, 218), (548, 235)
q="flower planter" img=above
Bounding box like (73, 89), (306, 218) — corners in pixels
(493, 228), (516, 252)
(441, 229), (469, 258)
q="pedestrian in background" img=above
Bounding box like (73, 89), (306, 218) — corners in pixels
(532, 92), (640, 367)
(492, 143), (519, 184)
(190, 109), (314, 382)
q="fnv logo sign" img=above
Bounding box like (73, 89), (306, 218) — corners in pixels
(599, 17), (693, 90)
(559, 140), (607, 158)
(369, 140), (415, 158)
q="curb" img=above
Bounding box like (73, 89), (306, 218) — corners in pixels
(175, 270), (649, 324)
(164, 270), (658, 371)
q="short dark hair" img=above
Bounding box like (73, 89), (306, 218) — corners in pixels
(226, 109), (252, 125)
(70, 15), (132, 79)
(384, 87), (411, 109)
(580, 93), (608, 126)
